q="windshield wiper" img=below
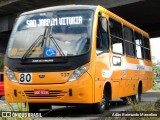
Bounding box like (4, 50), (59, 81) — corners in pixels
(49, 34), (65, 56)
(21, 35), (46, 62)
(21, 26), (48, 62)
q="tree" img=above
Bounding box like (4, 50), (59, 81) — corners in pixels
(153, 63), (160, 89)
(153, 63), (160, 80)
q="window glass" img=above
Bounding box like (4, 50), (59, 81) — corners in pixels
(125, 42), (135, 57)
(143, 36), (151, 60)
(136, 45), (143, 59)
(109, 18), (123, 38)
(7, 10), (93, 58)
(96, 17), (109, 52)
(124, 26), (134, 42)
(144, 48), (151, 60)
(0, 74), (3, 82)
(135, 32), (143, 59)
(111, 37), (123, 54)
(109, 18), (123, 54)
(123, 26), (135, 57)
(135, 32), (143, 46)
(143, 37), (150, 48)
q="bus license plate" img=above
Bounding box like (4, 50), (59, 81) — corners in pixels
(34, 90), (49, 95)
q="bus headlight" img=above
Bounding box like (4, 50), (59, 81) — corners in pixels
(68, 65), (89, 82)
(4, 69), (18, 83)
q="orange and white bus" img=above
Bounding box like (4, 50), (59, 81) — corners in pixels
(4, 5), (153, 113)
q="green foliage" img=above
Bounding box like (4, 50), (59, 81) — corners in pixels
(155, 98), (160, 111)
(127, 99), (159, 120)
(106, 98), (160, 120)
(153, 63), (160, 80)
(128, 98), (156, 111)
(0, 91), (30, 120)
(152, 63), (160, 89)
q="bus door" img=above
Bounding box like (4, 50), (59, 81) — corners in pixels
(109, 18), (125, 99)
(94, 13), (110, 102)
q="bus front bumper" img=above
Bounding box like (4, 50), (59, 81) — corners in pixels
(4, 72), (93, 104)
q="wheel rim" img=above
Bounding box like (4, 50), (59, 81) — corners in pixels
(100, 94), (106, 110)
(138, 92), (141, 102)
(135, 92), (141, 102)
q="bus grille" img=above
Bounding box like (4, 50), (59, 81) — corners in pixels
(22, 90), (67, 99)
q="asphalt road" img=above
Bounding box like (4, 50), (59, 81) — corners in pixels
(0, 90), (160, 120)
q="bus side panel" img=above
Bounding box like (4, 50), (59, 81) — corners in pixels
(142, 71), (153, 93)
(93, 6), (153, 103)
(94, 53), (112, 103)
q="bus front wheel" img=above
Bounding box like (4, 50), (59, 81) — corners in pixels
(93, 91), (109, 113)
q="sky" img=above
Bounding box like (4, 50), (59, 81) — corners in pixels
(150, 37), (160, 60)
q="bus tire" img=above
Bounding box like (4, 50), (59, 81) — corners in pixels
(122, 97), (128, 105)
(132, 84), (142, 103)
(105, 94), (110, 110)
(0, 96), (5, 100)
(29, 103), (40, 112)
(93, 91), (108, 114)
(136, 84), (142, 102)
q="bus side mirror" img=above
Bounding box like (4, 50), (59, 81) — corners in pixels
(99, 17), (107, 33)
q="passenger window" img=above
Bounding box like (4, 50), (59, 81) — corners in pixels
(123, 26), (135, 57)
(143, 37), (151, 60)
(143, 37), (150, 48)
(111, 37), (123, 54)
(134, 32), (143, 59)
(96, 16), (109, 53)
(110, 18), (123, 38)
(109, 18), (123, 54)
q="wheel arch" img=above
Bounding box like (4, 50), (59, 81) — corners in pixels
(138, 80), (143, 94)
(103, 81), (112, 100)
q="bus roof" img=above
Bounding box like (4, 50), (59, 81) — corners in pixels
(20, 5), (149, 38)
(21, 5), (97, 16)
(98, 6), (149, 37)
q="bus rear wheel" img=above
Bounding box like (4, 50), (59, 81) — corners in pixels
(135, 87), (142, 102)
(122, 97), (128, 105)
(132, 85), (142, 103)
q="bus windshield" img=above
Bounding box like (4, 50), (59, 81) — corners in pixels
(7, 10), (93, 58)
